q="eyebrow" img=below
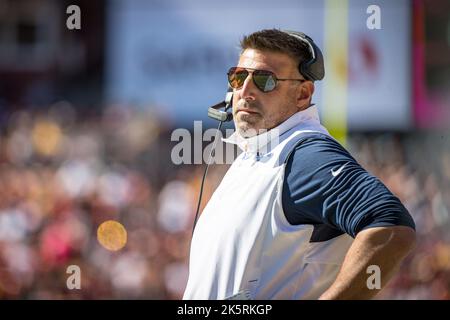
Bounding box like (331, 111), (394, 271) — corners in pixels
(235, 66), (283, 78)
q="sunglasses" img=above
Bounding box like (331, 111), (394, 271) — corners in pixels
(227, 67), (306, 93)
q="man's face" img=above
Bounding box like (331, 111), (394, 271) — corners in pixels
(232, 48), (305, 138)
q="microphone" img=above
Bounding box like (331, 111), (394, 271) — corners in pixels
(207, 89), (233, 122)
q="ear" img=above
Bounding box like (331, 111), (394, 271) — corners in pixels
(296, 81), (315, 111)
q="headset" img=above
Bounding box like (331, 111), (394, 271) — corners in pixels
(282, 30), (325, 81)
(191, 31), (324, 234)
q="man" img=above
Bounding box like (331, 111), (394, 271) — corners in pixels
(183, 29), (416, 300)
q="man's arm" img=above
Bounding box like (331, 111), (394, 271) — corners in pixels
(282, 135), (417, 299)
(319, 225), (416, 300)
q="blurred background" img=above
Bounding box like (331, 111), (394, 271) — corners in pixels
(0, 0), (449, 299)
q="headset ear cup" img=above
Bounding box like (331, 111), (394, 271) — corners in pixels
(282, 30), (325, 81)
(300, 51), (325, 81)
(300, 63), (311, 81)
(302, 42), (325, 81)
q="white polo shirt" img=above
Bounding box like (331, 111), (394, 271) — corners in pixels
(183, 106), (353, 300)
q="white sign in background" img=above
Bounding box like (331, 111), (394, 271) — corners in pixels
(106, 0), (411, 130)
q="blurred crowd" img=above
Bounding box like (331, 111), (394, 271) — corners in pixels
(0, 103), (449, 299)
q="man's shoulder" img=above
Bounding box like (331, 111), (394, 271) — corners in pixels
(280, 131), (355, 166)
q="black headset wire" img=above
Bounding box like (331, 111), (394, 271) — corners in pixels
(191, 119), (224, 236)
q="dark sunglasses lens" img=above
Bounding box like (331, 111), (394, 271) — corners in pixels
(253, 70), (276, 92)
(228, 67), (248, 89)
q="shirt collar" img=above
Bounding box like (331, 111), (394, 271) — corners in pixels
(222, 105), (324, 154)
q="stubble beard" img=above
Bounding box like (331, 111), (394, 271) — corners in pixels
(234, 100), (265, 138)
(234, 96), (297, 138)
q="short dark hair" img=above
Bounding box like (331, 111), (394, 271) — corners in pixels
(240, 29), (312, 67)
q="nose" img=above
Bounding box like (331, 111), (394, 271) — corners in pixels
(237, 72), (257, 101)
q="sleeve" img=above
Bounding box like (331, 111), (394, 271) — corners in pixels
(281, 135), (416, 238)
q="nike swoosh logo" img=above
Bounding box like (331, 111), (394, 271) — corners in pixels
(331, 162), (349, 177)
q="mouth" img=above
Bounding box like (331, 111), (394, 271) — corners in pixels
(236, 108), (259, 115)
(235, 99), (261, 117)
